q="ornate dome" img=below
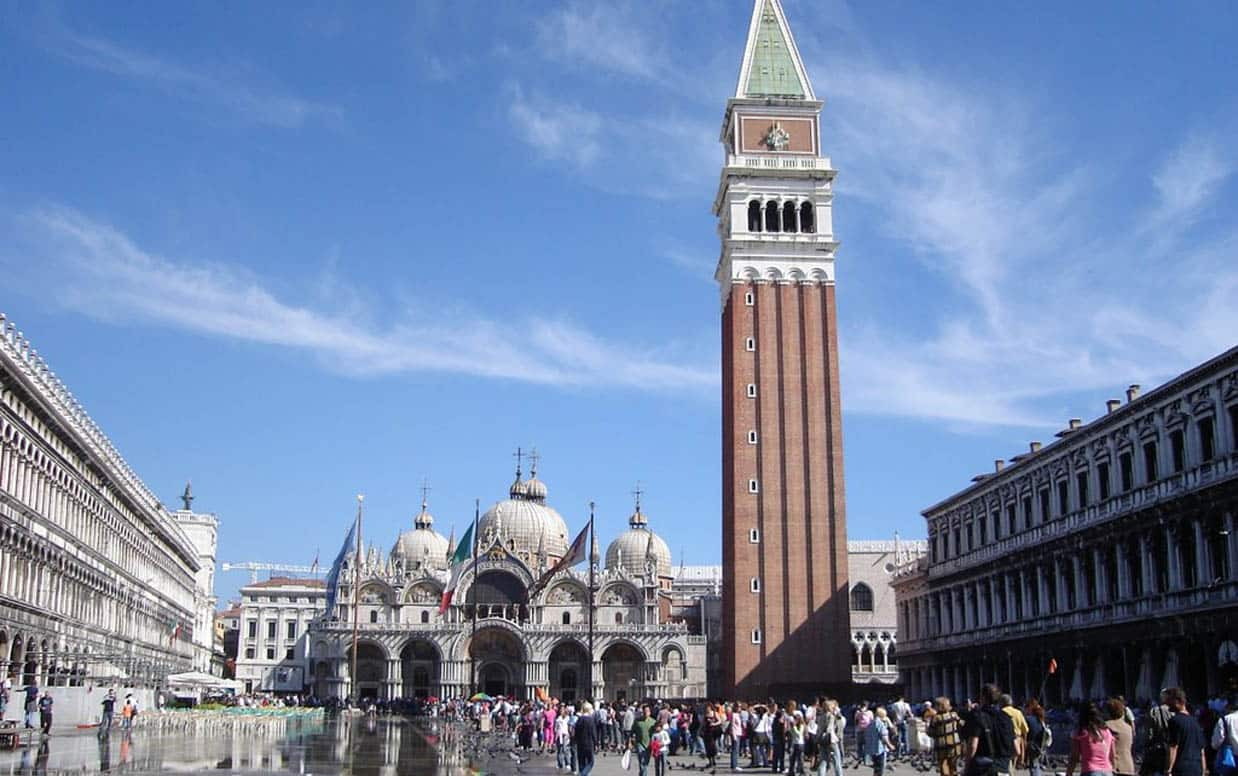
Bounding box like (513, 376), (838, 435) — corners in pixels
(605, 504), (672, 579)
(478, 492), (569, 559)
(524, 476), (548, 502)
(390, 503), (450, 570)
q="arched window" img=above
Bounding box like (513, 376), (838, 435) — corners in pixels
(615, 612), (624, 625)
(764, 201), (781, 233)
(369, 610), (378, 623)
(800, 202), (815, 233)
(850, 583), (874, 612)
(782, 201), (798, 233)
(420, 610), (430, 624)
(748, 200), (763, 232)
(562, 611), (571, 625)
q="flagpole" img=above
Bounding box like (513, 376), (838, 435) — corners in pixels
(587, 501), (596, 703)
(469, 498), (479, 699)
(350, 494), (363, 708)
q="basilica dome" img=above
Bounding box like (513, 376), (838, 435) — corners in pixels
(605, 506), (672, 579)
(478, 476), (569, 559)
(390, 504), (450, 570)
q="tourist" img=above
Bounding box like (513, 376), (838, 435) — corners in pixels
(1210, 695), (1238, 776)
(633, 704), (658, 776)
(1065, 702), (1115, 776)
(23, 680), (39, 729)
(702, 702), (720, 772)
(864, 707), (893, 776)
(960, 685), (1014, 776)
(653, 720), (671, 776)
(121, 694), (135, 731)
(624, 704), (637, 751)
(1103, 698), (1135, 776)
(37, 692), (53, 736)
(1164, 688), (1205, 776)
(99, 690), (116, 737)
(890, 696), (912, 759)
(787, 710), (807, 776)
(1023, 700), (1049, 776)
(545, 703), (558, 754)
(930, 697), (963, 776)
(730, 702), (746, 771)
(751, 705), (771, 768)
(1143, 690), (1175, 776)
(771, 707), (787, 772)
(814, 699), (846, 776)
(999, 695), (1028, 769)
(575, 701), (598, 776)
(556, 705), (572, 770)
(854, 702), (873, 766)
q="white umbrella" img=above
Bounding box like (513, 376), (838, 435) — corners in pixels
(1134, 649), (1154, 703)
(1088, 654), (1106, 700)
(1161, 648), (1180, 691)
(1068, 654), (1085, 701)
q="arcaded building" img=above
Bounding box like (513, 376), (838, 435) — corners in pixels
(0, 315), (205, 718)
(849, 539), (927, 686)
(306, 466), (706, 703)
(718, 0), (852, 699)
(894, 347), (1238, 704)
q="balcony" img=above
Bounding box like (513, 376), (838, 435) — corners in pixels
(902, 579), (1238, 654)
(929, 454), (1237, 579)
(725, 153), (834, 173)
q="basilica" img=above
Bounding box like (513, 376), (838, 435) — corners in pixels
(304, 464), (707, 703)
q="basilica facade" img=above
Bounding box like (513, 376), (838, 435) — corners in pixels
(305, 468), (706, 703)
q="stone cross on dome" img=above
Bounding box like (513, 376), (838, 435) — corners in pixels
(512, 446), (524, 478)
(419, 479), (431, 511)
(527, 447), (541, 477)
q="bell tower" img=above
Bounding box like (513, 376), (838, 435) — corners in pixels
(717, 0), (851, 697)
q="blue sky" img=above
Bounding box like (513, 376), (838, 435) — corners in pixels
(3, 1), (1237, 604)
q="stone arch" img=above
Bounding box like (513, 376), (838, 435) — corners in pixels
(543, 579), (587, 605)
(788, 268), (806, 282)
(810, 267), (828, 281)
(349, 640), (389, 702)
(468, 626), (527, 699)
(765, 267), (784, 282)
(548, 639), (590, 704)
(800, 201), (815, 233)
(742, 266), (760, 280)
(747, 200), (763, 232)
(399, 639), (441, 700)
(662, 644), (687, 687)
(764, 200), (781, 232)
(601, 640), (647, 702)
(850, 582), (874, 611)
(358, 581), (394, 604)
(782, 200), (799, 233)
(599, 581), (639, 607)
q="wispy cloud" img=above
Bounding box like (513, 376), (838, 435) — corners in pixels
(6, 206), (715, 394)
(507, 84), (604, 169)
(43, 25), (339, 128)
(534, 3), (669, 81)
(813, 54), (1238, 428)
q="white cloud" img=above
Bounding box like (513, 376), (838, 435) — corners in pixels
(1150, 133), (1236, 226)
(7, 206), (716, 395)
(535, 3), (668, 81)
(813, 54), (1238, 428)
(507, 85), (604, 169)
(44, 25), (339, 128)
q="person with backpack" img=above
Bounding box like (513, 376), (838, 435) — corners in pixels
(864, 707), (894, 776)
(961, 684), (1015, 776)
(1023, 699), (1051, 776)
(855, 702), (873, 767)
(1142, 690), (1175, 776)
(652, 720), (670, 776)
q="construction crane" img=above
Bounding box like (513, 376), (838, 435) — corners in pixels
(221, 562), (325, 584)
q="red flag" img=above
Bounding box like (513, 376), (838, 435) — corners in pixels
(528, 523), (590, 599)
(1048, 658), (1058, 674)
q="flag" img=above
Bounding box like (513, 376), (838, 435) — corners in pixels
(325, 519), (358, 615)
(528, 522), (590, 599)
(439, 521), (475, 613)
(168, 622), (181, 643)
(1048, 658), (1058, 675)
(535, 686), (550, 703)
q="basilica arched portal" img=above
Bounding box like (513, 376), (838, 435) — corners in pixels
(469, 627), (525, 698)
(400, 640), (440, 699)
(548, 639), (589, 703)
(601, 642), (645, 703)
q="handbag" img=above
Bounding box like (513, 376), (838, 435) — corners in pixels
(621, 749), (632, 770)
(1218, 716), (1237, 772)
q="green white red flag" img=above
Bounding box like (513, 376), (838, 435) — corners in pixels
(439, 522), (475, 613)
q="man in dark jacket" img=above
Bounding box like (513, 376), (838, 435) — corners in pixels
(962, 684), (1015, 776)
(576, 701), (599, 776)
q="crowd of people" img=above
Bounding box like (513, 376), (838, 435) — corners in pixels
(431, 684), (1238, 776)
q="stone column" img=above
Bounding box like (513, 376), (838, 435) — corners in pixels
(1227, 512), (1238, 582)
(1115, 542), (1130, 600)
(1037, 565), (1049, 614)
(1139, 534), (1154, 594)
(1072, 553), (1085, 608)
(1192, 519), (1209, 588)
(1094, 547), (1108, 604)
(1166, 526), (1182, 590)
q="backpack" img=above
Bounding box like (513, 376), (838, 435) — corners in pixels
(652, 736), (663, 758)
(972, 708), (1014, 764)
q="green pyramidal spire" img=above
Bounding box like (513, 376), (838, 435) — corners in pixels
(740, 0), (809, 99)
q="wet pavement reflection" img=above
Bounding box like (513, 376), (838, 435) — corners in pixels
(0, 716), (485, 775)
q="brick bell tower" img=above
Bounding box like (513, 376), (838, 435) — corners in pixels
(717, 0), (851, 698)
